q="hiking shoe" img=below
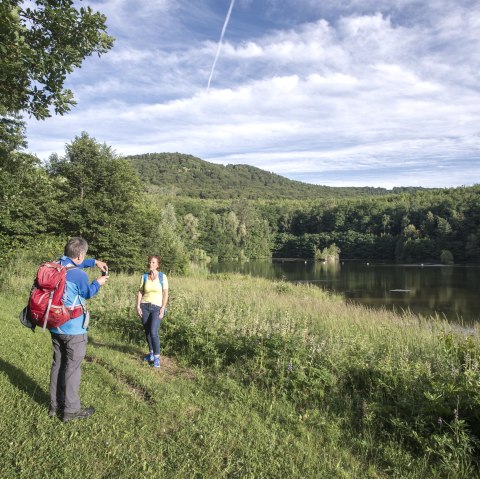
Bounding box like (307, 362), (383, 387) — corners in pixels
(143, 352), (154, 363)
(62, 407), (95, 423)
(153, 356), (160, 368)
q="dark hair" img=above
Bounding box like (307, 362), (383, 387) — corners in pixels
(148, 255), (161, 266)
(65, 237), (88, 258)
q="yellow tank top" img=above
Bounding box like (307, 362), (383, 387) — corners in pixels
(140, 273), (168, 307)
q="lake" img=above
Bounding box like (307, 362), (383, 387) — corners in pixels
(209, 259), (480, 324)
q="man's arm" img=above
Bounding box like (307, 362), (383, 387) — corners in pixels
(77, 258), (108, 272)
(73, 271), (108, 300)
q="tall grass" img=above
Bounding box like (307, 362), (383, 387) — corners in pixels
(1, 251), (480, 478)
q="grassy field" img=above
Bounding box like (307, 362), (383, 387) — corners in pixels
(1, 252), (480, 478)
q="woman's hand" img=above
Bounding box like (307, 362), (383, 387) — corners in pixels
(160, 306), (166, 319)
(137, 305), (142, 319)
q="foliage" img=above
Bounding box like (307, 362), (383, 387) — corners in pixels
(440, 250), (454, 265)
(128, 152), (402, 200)
(46, 132), (146, 270)
(0, 146), (60, 260)
(3, 134), (480, 265)
(0, 0), (114, 119)
(0, 1), (114, 261)
(190, 248), (211, 263)
(160, 185), (480, 263)
(314, 243), (341, 262)
(141, 203), (190, 275)
(262, 187), (480, 262)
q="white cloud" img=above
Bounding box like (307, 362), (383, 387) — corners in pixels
(25, 0), (480, 187)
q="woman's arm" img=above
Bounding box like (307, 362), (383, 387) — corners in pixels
(136, 291), (143, 318)
(160, 289), (168, 319)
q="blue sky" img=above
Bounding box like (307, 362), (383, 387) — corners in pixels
(25, 0), (480, 188)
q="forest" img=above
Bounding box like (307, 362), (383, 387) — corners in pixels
(1, 134), (479, 272)
(127, 152), (424, 200)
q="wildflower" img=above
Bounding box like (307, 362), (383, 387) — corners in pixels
(438, 417), (443, 428)
(287, 362), (294, 372)
(454, 408), (459, 420)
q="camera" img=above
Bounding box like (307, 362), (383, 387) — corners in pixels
(102, 268), (108, 276)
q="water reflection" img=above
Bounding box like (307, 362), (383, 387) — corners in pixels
(209, 259), (480, 323)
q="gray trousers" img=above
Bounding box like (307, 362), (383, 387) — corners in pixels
(50, 333), (87, 414)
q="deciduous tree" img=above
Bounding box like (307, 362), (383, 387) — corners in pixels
(0, 0), (114, 119)
(47, 132), (145, 269)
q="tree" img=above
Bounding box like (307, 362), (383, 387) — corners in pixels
(182, 213), (200, 249)
(0, 108), (61, 258)
(381, 213), (391, 236)
(314, 243), (340, 262)
(0, 1), (114, 259)
(465, 233), (480, 262)
(47, 133), (145, 269)
(0, 149), (59, 259)
(0, 0), (114, 119)
(440, 249), (454, 265)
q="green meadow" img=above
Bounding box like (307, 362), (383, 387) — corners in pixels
(1, 253), (480, 478)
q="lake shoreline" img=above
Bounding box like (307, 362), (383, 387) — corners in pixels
(209, 258), (480, 323)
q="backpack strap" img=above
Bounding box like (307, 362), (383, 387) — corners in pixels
(57, 257), (77, 270)
(142, 272), (164, 289)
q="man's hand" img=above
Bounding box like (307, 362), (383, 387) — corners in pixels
(95, 260), (108, 273)
(97, 275), (109, 286)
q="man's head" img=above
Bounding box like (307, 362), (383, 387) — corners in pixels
(64, 237), (88, 262)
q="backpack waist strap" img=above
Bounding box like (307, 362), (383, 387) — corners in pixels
(69, 305), (85, 319)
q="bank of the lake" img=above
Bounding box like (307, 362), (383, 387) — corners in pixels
(210, 259), (480, 323)
(1, 261), (480, 478)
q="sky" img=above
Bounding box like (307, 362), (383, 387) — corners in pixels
(25, 0), (480, 188)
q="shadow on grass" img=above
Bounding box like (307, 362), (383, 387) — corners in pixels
(0, 357), (49, 407)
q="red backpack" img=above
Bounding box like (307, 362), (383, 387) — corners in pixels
(25, 261), (84, 331)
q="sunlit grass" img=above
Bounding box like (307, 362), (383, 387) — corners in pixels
(1, 256), (480, 478)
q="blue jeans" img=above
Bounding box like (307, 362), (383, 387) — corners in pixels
(140, 303), (161, 355)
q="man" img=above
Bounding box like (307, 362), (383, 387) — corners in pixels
(49, 237), (108, 422)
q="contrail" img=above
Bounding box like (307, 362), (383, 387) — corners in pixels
(207, 0), (236, 90)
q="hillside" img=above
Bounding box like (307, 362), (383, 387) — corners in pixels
(127, 152), (418, 200)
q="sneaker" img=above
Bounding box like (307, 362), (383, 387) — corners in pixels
(62, 407), (95, 423)
(153, 356), (160, 368)
(143, 352), (154, 363)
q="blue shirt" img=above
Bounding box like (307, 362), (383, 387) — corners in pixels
(50, 256), (101, 335)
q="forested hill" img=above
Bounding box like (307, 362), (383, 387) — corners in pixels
(127, 152), (423, 200)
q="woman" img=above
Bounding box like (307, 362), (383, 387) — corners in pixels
(136, 255), (168, 368)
